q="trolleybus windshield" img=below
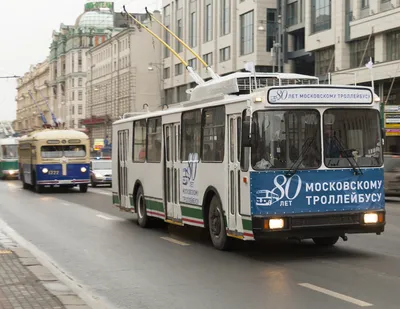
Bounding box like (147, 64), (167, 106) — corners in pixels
(1, 145), (18, 159)
(41, 145), (86, 158)
(251, 109), (321, 170)
(323, 109), (382, 168)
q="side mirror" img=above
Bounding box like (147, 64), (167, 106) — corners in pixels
(381, 128), (386, 139)
(242, 117), (252, 147)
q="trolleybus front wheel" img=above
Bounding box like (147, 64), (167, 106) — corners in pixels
(312, 236), (339, 246)
(208, 196), (231, 251)
(35, 184), (43, 194)
(136, 186), (150, 228)
(79, 184), (88, 193)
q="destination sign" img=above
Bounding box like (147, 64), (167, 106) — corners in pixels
(267, 86), (373, 104)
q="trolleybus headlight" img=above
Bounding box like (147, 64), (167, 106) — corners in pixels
(364, 213), (378, 224)
(267, 218), (285, 230)
(81, 167), (87, 173)
(42, 168), (48, 174)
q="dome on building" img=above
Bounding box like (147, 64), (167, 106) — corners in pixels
(75, 10), (114, 29)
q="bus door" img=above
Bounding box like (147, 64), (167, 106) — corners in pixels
(164, 123), (181, 221)
(227, 114), (242, 231)
(118, 130), (129, 208)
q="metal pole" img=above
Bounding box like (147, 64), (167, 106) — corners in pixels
(277, 16), (282, 73)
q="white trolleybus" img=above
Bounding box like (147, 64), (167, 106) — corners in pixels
(111, 8), (385, 250)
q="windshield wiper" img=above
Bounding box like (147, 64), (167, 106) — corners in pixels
(285, 134), (317, 178)
(331, 135), (363, 175)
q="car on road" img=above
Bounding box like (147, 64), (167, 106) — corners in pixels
(90, 159), (112, 187)
(384, 154), (400, 196)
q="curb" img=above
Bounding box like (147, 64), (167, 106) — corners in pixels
(0, 231), (91, 309)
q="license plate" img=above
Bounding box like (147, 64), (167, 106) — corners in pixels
(105, 178), (111, 181)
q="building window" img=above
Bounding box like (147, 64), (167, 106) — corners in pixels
(350, 37), (375, 68)
(266, 9), (277, 51)
(204, 3), (213, 42)
(176, 19), (183, 52)
(78, 105), (83, 115)
(240, 10), (254, 56)
(182, 109), (201, 161)
(202, 106), (225, 162)
(147, 117), (162, 163)
(72, 91), (75, 101)
(163, 67), (171, 79)
(287, 2), (298, 26)
(221, 0), (231, 36)
(133, 119), (146, 162)
(177, 85), (188, 102)
(78, 91), (83, 101)
(78, 78), (82, 86)
(72, 78), (75, 87)
(311, 0), (331, 33)
(175, 63), (183, 76)
(189, 11), (197, 48)
(164, 25), (171, 58)
(361, 0), (369, 8)
(203, 52), (213, 66)
(315, 46), (335, 76)
(220, 46), (231, 62)
(71, 105), (75, 115)
(188, 58), (197, 70)
(387, 30), (400, 61)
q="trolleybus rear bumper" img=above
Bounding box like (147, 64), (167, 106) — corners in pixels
(1, 170), (19, 179)
(251, 211), (385, 240)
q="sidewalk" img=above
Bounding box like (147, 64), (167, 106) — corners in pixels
(0, 231), (90, 309)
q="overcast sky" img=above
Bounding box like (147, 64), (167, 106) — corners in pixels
(0, 0), (160, 121)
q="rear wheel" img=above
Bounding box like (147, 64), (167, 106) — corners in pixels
(79, 184), (88, 193)
(312, 236), (339, 246)
(208, 196), (231, 251)
(136, 186), (150, 228)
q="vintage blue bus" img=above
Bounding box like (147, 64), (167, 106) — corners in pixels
(18, 129), (90, 193)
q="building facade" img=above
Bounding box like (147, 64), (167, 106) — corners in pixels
(161, 0), (290, 105)
(83, 12), (162, 145)
(15, 60), (53, 133)
(48, 2), (127, 132)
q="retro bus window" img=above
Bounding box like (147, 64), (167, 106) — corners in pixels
(133, 119), (146, 162)
(251, 110), (321, 170)
(147, 117), (162, 163)
(182, 109), (201, 161)
(323, 109), (383, 167)
(1, 145), (18, 159)
(202, 106), (225, 162)
(41, 145), (86, 158)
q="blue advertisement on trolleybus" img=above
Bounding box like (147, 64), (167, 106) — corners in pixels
(250, 168), (384, 216)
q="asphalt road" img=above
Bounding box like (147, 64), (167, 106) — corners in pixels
(0, 180), (400, 309)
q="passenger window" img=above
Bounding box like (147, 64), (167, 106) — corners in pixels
(181, 110), (201, 161)
(133, 119), (146, 162)
(147, 117), (162, 163)
(202, 106), (225, 163)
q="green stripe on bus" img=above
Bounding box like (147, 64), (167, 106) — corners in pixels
(112, 193), (120, 205)
(182, 206), (203, 220)
(242, 218), (252, 231)
(129, 195), (134, 207)
(146, 199), (164, 212)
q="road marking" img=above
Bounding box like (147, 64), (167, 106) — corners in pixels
(160, 236), (190, 246)
(298, 283), (373, 307)
(96, 214), (115, 221)
(0, 250), (12, 254)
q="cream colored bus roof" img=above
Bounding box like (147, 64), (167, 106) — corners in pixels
(19, 129), (89, 142)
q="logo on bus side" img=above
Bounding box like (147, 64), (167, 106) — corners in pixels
(256, 174), (302, 207)
(182, 153), (198, 186)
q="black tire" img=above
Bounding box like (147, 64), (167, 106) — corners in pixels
(208, 195), (231, 251)
(312, 236), (339, 246)
(20, 173), (28, 189)
(91, 177), (97, 188)
(79, 184), (88, 193)
(35, 184), (43, 194)
(136, 186), (150, 228)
